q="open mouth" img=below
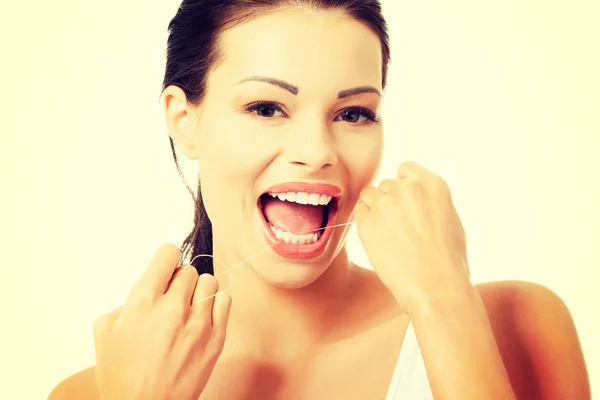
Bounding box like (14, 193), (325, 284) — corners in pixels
(256, 183), (342, 259)
(259, 193), (338, 243)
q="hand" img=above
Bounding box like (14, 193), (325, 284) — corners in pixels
(354, 161), (472, 315)
(93, 244), (231, 400)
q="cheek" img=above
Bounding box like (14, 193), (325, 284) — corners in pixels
(194, 116), (281, 224)
(196, 103), (281, 171)
(340, 132), (383, 196)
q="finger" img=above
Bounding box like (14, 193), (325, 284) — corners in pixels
(128, 243), (182, 303)
(397, 161), (441, 189)
(358, 186), (386, 209)
(377, 179), (402, 197)
(165, 264), (199, 304)
(353, 201), (370, 224)
(191, 273), (219, 323)
(212, 292), (232, 340)
(397, 161), (421, 179)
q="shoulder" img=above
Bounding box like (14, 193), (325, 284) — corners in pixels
(476, 279), (567, 313)
(475, 280), (576, 330)
(475, 280), (591, 399)
(48, 366), (99, 400)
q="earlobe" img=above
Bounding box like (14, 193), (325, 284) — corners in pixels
(163, 85), (198, 160)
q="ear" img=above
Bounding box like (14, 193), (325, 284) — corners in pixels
(162, 85), (198, 160)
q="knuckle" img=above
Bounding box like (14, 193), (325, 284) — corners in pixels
(378, 178), (394, 188)
(92, 315), (107, 335)
(161, 299), (187, 320)
(128, 291), (156, 310)
(435, 178), (451, 198)
(399, 160), (417, 171)
(92, 305), (122, 337)
(435, 175), (449, 188)
(398, 161), (426, 179)
(403, 177), (421, 190)
(158, 242), (182, 260)
(377, 193), (394, 208)
(378, 179), (397, 194)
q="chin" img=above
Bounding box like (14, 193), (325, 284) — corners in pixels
(250, 259), (329, 290)
(250, 239), (351, 291)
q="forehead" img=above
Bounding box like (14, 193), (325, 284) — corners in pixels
(212, 8), (383, 93)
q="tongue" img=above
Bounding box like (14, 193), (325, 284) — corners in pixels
(262, 196), (325, 235)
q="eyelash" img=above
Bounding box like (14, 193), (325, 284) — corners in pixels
(243, 101), (380, 124)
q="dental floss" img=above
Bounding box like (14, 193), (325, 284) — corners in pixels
(172, 220), (357, 304)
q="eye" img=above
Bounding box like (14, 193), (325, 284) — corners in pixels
(335, 107), (380, 124)
(244, 102), (286, 118)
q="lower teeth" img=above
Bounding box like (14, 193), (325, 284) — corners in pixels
(269, 223), (321, 245)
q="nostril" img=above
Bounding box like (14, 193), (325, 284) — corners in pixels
(287, 159), (336, 173)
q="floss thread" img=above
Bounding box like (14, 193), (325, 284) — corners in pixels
(170, 221), (357, 303)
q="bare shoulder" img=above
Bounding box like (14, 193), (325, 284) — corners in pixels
(474, 280), (579, 330)
(48, 366), (99, 400)
(474, 280), (591, 399)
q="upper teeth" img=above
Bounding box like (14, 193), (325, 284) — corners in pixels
(268, 192), (332, 206)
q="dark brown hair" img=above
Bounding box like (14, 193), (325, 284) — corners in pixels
(161, 0), (391, 275)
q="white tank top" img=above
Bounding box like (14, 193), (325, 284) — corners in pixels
(385, 321), (434, 399)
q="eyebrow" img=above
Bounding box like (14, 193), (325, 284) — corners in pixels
(337, 86), (381, 99)
(237, 76), (299, 95)
(236, 76), (381, 99)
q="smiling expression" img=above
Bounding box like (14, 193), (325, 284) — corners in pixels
(176, 8), (386, 288)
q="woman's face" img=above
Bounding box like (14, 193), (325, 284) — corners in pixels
(184, 8), (384, 288)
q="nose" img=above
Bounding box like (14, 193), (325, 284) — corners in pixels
(283, 118), (338, 173)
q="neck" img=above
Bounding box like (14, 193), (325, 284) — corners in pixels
(210, 238), (357, 360)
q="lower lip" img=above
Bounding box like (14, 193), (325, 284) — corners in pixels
(257, 199), (339, 260)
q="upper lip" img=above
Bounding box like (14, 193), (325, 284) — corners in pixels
(261, 181), (343, 203)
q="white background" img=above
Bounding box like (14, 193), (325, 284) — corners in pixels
(1, 0), (598, 398)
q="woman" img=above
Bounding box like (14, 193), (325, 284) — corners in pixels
(50, 1), (590, 399)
